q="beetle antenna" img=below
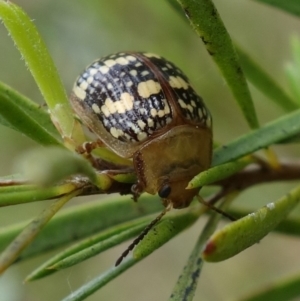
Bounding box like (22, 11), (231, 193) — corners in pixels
(196, 195), (236, 221)
(115, 204), (172, 266)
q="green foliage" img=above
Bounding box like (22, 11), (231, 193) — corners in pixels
(237, 274), (300, 301)
(254, 0), (300, 17)
(0, 0), (300, 301)
(168, 198), (231, 301)
(177, 0), (259, 129)
(203, 185), (300, 261)
(0, 81), (61, 145)
(286, 36), (300, 105)
(0, 2), (86, 146)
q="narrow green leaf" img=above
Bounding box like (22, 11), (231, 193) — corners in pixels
(176, 0), (259, 129)
(277, 135), (300, 144)
(0, 173), (24, 182)
(0, 1), (85, 144)
(286, 65), (300, 106)
(0, 182), (77, 207)
(62, 258), (137, 301)
(92, 147), (132, 166)
(25, 217), (151, 281)
(238, 273), (300, 301)
(0, 196), (162, 260)
(275, 215), (300, 236)
(53, 223), (146, 270)
(212, 108), (300, 166)
(49, 218), (149, 270)
(133, 210), (199, 260)
(0, 81), (60, 135)
(0, 113), (17, 131)
(171, 247), (203, 301)
(203, 185), (300, 262)
(285, 36), (300, 104)
(254, 0), (300, 17)
(0, 189), (79, 274)
(169, 199), (230, 301)
(188, 156), (253, 189)
(61, 209), (199, 301)
(0, 81), (62, 145)
(228, 207), (300, 237)
(237, 46), (298, 112)
(17, 147), (97, 187)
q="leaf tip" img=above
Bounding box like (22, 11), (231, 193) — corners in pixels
(202, 240), (216, 259)
(185, 182), (193, 189)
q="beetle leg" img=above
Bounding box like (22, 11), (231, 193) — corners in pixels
(131, 182), (144, 202)
(76, 139), (104, 154)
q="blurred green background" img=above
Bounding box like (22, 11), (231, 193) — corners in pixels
(1, 1), (300, 300)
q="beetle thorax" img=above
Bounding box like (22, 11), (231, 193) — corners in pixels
(133, 124), (212, 208)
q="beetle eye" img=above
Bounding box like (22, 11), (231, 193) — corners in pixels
(158, 184), (171, 199)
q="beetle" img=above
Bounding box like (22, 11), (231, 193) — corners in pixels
(70, 52), (212, 207)
(70, 51), (213, 264)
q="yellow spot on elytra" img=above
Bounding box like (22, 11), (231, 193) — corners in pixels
(110, 127), (119, 138)
(79, 80), (88, 90)
(116, 57), (129, 65)
(105, 98), (116, 114)
(147, 118), (154, 127)
(137, 119), (146, 130)
(101, 105), (110, 117)
(114, 101), (126, 114)
(120, 93), (134, 111)
(130, 70), (137, 76)
(73, 86), (86, 100)
(137, 131), (147, 141)
(137, 80), (161, 98)
(141, 70), (150, 76)
(187, 104), (193, 113)
(178, 99), (187, 109)
(169, 76), (189, 90)
(89, 68), (98, 75)
(178, 77), (189, 89)
(162, 99), (171, 114)
(126, 55), (137, 61)
(99, 66), (110, 74)
(107, 83), (113, 90)
(92, 103), (101, 114)
(87, 76), (94, 84)
(103, 93), (134, 115)
(144, 53), (161, 58)
(105, 59), (116, 67)
(158, 110), (165, 117)
(150, 108), (157, 117)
